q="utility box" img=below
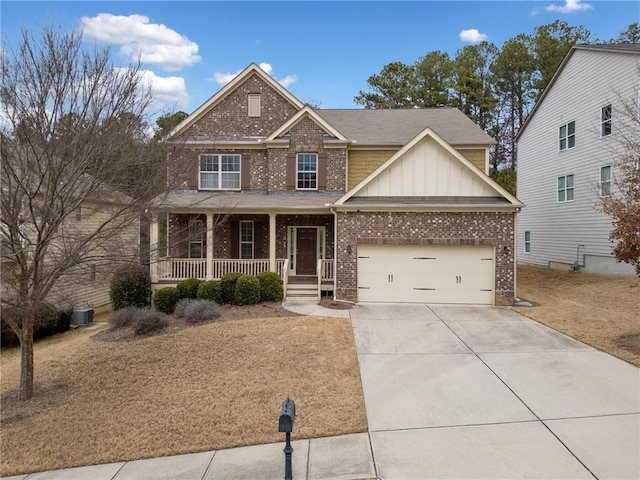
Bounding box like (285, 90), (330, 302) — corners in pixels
(71, 306), (94, 327)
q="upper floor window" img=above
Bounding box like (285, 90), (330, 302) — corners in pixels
(248, 94), (261, 117)
(559, 121), (575, 151)
(524, 231), (531, 253)
(601, 104), (612, 137)
(557, 174), (574, 202)
(600, 165), (612, 197)
(297, 153), (317, 190)
(199, 154), (241, 190)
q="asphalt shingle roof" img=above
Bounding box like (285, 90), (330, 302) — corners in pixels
(314, 108), (496, 146)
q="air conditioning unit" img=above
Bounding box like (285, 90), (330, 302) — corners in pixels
(71, 306), (94, 327)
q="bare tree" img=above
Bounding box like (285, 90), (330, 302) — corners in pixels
(0, 26), (164, 399)
(599, 86), (640, 276)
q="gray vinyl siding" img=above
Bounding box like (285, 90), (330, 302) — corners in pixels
(516, 48), (638, 274)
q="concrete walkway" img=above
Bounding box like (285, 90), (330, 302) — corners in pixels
(4, 303), (639, 479)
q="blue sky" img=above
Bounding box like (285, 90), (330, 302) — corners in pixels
(1, 1), (637, 117)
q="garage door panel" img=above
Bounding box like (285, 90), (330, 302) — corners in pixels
(357, 245), (494, 305)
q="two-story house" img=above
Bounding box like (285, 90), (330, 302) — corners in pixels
(516, 44), (639, 274)
(150, 63), (522, 305)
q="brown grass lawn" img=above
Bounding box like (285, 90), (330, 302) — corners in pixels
(513, 265), (640, 366)
(0, 305), (367, 477)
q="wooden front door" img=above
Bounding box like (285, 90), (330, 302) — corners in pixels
(296, 228), (317, 275)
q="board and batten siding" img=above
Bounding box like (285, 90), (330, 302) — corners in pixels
(355, 137), (496, 197)
(516, 48), (638, 274)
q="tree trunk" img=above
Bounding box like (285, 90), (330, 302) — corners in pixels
(19, 319), (34, 400)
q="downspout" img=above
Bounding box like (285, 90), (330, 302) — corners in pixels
(330, 206), (338, 301)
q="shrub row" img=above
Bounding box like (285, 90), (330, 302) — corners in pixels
(152, 272), (283, 314)
(1, 304), (72, 348)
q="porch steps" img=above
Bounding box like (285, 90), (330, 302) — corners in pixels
(285, 277), (319, 301)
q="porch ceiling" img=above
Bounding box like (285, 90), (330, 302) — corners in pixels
(153, 190), (342, 213)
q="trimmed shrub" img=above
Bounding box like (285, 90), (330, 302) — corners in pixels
(1, 303), (69, 347)
(32, 303), (59, 339)
(109, 264), (151, 310)
(153, 287), (180, 314)
(257, 271), (283, 302)
(56, 306), (73, 333)
(176, 277), (202, 299)
(197, 280), (223, 303)
(133, 309), (169, 335)
(182, 300), (221, 324)
(174, 298), (196, 318)
(109, 306), (139, 329)
(220, 272), (242, 304)
(234, 274), (261, 306)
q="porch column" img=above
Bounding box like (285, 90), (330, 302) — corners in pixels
(206, 212), (214, 280)
(269, 212), (276, 272)
(149, 213), (159, 283)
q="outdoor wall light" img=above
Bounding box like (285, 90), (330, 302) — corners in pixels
(503, 246), (511, 255)
(347, 245), (352, 254)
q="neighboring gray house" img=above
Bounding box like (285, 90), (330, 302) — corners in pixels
(516, 44), (640, 274)
(151, 63), (522, 305)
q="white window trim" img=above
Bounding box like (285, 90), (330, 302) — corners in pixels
(239, 220), (254, 260)
(188, 219), (204, 259)
(557, 174), (575, 203)
(599, 165), (612, 197)
(198, 154), (241, 191)
(600, 104), (612, 138)
(558, 120), (576, 152)
(524, 231), (531, 254)
(296, 153), (318, 191)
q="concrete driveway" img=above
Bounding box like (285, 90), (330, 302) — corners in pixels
(352, 303), (640, 479)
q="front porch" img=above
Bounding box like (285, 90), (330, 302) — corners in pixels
(149, 212), (336, 300)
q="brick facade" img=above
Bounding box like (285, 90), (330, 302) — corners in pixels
(182, 74), (298, 137)
(335, 211), (515, 305)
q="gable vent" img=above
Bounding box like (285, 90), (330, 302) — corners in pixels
(248, 94), (261, 117)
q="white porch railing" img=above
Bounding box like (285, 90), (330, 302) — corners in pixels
(158, 258), (207, 281)
(320, 259), (335, 282)
(157, 258), (288, 282)
(211, 259), (270, 279)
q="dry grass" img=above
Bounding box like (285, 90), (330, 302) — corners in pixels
(0, 306), (367, 476)
(513, 265), (640, 366)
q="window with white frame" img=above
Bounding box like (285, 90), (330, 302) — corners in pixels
(524, 231), (531, 253)
(557, 174), (575, 202)
(559, 121), (576, 151)
(600, 165), (612, 197)
(601, 104), (612, 137)
(297, 153), (317, 190)
(240, 221), (254, 259)
(199, 154), (241, 190)
(188, 219), (204, 258)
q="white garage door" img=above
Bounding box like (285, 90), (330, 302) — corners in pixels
(357, 245), (495, 304)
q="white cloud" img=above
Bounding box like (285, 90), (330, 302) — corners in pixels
(460, 29), (488, 43)
(80, 13), (201, 71)
(211, 63), (297, 88)
(545, 0), (592, 13)
(139, 70), (189, 108)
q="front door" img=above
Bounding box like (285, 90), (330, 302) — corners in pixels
(296, 228), (317, 275)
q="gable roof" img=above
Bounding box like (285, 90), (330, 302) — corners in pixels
(167, 63), (304, 139)
(334, 126), (522, 208)
(315, 108), (496, 146)
(517, 43), (640, 141)
(266, 106), (349, 142)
